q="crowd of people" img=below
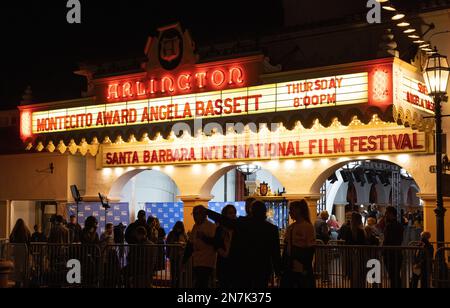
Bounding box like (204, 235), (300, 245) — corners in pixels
(314, 206), (433, 288)
(6, 201), (434, 289)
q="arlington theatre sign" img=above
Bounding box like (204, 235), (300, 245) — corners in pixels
(19, 24), (434, 168)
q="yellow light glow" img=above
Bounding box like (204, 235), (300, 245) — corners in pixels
(284, 160), (296, 169)
(221, 163), (231, 168)
(268, 160), (280, 169)
(403, 28), (416, 34)
(377, 155), (390, 161)
(397, 154), (410, 164)
(397, 22), (410, 27)
(192, 164), (202, 175)
(337, 157), (349, 163)
(320, 158), (330, 165)
(114, 168), (124, 176)
(102, 168), (112, 176)
(165, 165), (175, 173)
(382, 5), (396, 11)
(302, 159), (313, 168)
(392, 14), (405, 20)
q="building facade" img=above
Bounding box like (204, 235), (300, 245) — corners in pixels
(1, 2), (449, 242)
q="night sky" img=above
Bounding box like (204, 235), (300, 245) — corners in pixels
(0, 0), (427, 110)
(0, 0), (283, 109)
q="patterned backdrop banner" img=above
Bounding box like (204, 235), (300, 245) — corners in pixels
(68, 202), (130, 235)
(145, 202), (184, 233)
(145, 202), (246, 233)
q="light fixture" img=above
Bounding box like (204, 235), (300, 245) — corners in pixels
(414, 40), (426, 44)
(382, 6), (396, 11)
(375, 0), (389, 2)
(397, 22), (410, 27)
(422, 47), (433, 52)
(237, 164), (261, 176)
(403, 28), (416, 34)
(408, 35), (420, 39)
(392, 14), (405, 20)
(419, 43), (431, 48)
(423, 50), (450, 249)
(423, 50), (450, 95)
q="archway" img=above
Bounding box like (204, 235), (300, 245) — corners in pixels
(109, 169), (181, 233)
(204, 164), (288, 230)
(315, 159), (423, 243)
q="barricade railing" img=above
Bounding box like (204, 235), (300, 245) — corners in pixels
(313, 245), (429, 288)
(0, 239), (9, 259)
(28, 243), (101, 288)
(100, 244), (191, 288)
(3, 242), (447, 288)
(2, 243), (29, 287)
(409, 241), (450, 248)
(432, 248), (450, 288)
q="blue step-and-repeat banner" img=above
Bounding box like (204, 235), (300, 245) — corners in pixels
(69, 202), (251, 235)
(68, 203), (130, 235)
(145, 202), (246, 233)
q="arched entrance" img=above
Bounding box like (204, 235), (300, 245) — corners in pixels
(315, 159), (423, 243)
(204, 164), (288, 230)
(109, 169), (181, 233)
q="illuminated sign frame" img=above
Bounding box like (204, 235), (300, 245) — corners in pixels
(31, 72), (369, 134)
(97, 121), (429, 169)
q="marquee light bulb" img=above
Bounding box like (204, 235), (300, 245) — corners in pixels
(392, 14), (405, 20)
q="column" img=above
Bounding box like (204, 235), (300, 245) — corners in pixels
(284, 194), (320, 224)
(0, 201), (11, 239)
(179, 195), (213, 233)
(418, 194), (450, 245)
(335, 203), (348, 226)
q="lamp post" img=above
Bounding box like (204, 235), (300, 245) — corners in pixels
(423, 49), (450, 249)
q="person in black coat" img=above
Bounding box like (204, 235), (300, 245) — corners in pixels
(207, 200), (281, 288)
(125, 210), (152, 244)
(67, 215), (82, 243)
(383, 206), (404, 288)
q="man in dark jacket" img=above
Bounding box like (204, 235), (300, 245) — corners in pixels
(67, 215), (82, 243)
(125, 210), (152, 244)
(383, 206), (404, 288)
(48, 215), (70, 244)
(206, 200), (281, 288)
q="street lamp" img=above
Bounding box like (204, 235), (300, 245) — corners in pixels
(423, 49), (450, 249)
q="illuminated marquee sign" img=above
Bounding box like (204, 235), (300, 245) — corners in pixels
(32, 72), (368, 134)
(401, 75), (435, 114)
(97, 125), (428, 168)
(105, 67), (245, 100)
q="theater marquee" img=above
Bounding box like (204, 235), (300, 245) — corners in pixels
(97, 121), (429, 168)
(31, 72), (368, 134)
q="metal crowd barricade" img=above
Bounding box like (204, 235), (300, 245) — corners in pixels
(0, 239), (9, 259)
(28, 243), (101, 288)
(100, 244), (191, 288)
(2, 243), (29, 287)
(313, 245), (427, 288)
(432, 248), (450, 288)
